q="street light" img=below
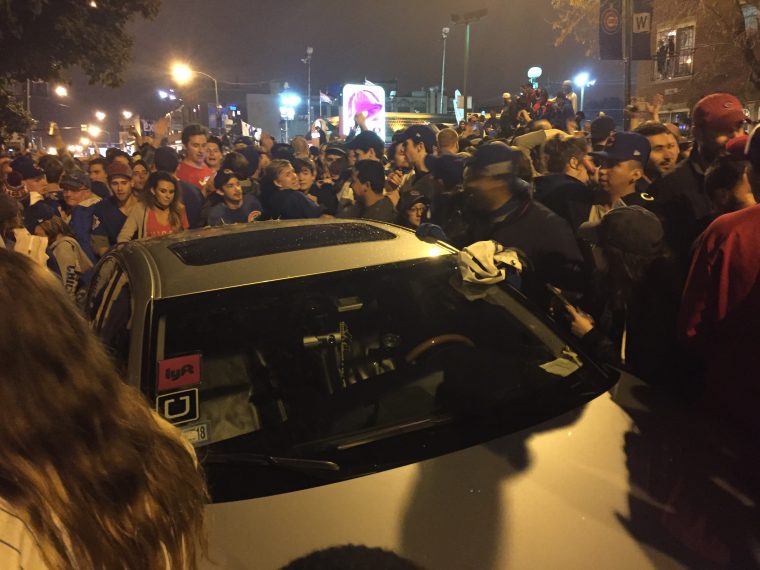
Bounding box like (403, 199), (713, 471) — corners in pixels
(573, 72), (596, 113)
(54, 85), (68, 97)
(279, 91), (301, 142)
(301, 47), (314, 127)
(527, 66), (543, 88)
(87, 125), (101, 138)
(95, 110), (106, 121)
(451, 8), (488, 115)
(122, 110), (133, 120)
(171, 61), (221, 133)
(440, 27), (450, 114)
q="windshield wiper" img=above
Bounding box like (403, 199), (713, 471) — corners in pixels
(202, 452), (340, 473)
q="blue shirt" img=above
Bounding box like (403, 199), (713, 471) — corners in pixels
(208, 194), (263, 226)
(91, 196), (127, 247)
(68, 196), (101, 263)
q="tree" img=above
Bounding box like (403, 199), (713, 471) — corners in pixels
(550, 0), (760, 93)
(0, 0), (160, 138)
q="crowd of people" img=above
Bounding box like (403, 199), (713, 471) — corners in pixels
(1, 80), (759, 566)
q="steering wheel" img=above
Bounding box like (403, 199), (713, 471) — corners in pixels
(405, 334), (476, 363)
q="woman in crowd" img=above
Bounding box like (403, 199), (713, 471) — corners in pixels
(0, 249), (207, 569)
(118, 171), (188, 241)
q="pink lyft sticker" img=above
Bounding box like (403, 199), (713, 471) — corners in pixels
(157, 354), (202, 392)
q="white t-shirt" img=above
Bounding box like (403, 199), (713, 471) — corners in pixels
(0, 499), (48, 569)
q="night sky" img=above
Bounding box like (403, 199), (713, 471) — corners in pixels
(38, 0), (627, 139)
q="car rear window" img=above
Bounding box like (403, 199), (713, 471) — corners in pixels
(168, 223), (397, 265)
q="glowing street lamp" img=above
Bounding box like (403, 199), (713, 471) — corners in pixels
(79, 137), (91, 146)
(279, 91), (302, 142)
(122, 110), (133, 120)
(527, 66), (542, 88)
(87, 124), (102, 138)
(573, 72), (596, 113)
(94, 110), (106, 121)
(171, 61), (221, 131)
(54, 85), (68, 97)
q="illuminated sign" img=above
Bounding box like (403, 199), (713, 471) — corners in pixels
(341, 84), (386, 141)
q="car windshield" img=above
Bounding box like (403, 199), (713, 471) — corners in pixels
(149, 256), (612, 458)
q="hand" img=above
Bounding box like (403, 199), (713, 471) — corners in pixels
(154, 115), (170, 140)
(354, 112), (367, 130)
(386, 169), (403, 190)
(564, 304), (595, 338)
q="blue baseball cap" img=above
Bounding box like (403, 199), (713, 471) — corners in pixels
(590, 132), (650, 166)
(463, 142), (531, 193)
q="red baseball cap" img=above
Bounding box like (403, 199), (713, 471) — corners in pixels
(692, 93), (746, 133)
(724, 135), (749, 161)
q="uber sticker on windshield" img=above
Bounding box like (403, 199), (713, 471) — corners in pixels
(156, 388), (199, 426)
(180, 423), (210, 447)
(157, 354), (201, 392)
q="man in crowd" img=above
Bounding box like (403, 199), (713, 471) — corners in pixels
(87, 157), (111, 199)
(678, 124), (760, 434)
(205, 135), (224, 174)
(534, 134), (602, 231)
(396, 125), (437, 199)
(60, 169), (101, 263)
(207, 169), (262, 226)
(460, 142), (584, 302)
(649, 93), (746, 271)
(344, 160), (395, 223)
(633, 121), (680, 190)
(176, 123), (213, 192)
(591, 132), (658, 211)
(437, 128), (460, 156)
(11, 157), (57, 234)
(346, 131), (385, 162)
(590, 115), (615, 152)
(91, 162), (138, 257)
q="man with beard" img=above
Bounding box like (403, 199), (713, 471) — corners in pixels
(633, 121), (679, 190)
(648, 93), (746, 271)
(91, 162), (139, 257)
(207, 170), (262, 226)
(460, 142), (584, 304)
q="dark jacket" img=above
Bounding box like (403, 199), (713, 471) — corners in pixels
(647, 154), (711, 272)
(533, 174), (606, 231)
(463, 196), (586, 304)
(580, 256), (690, 387)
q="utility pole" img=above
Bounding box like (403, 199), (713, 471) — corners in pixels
(302, 47), (314, 128)
(440, 27), (450, 114)
(623, 0), (632, 130)
(451, 9), (488, 117)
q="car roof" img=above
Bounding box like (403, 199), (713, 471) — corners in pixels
(112, 219), (457, 300)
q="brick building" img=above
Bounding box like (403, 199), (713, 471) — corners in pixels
(635, 0), (760, 124)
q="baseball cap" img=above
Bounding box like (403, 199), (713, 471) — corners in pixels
(11, 156), (45, 180)
(214, 169), (239, 189)
(324, 144), (347, 157)
(234, 136), (253, 146)
(398, 124), (436, 153)
(590, 132), (650, 166)
(106, 161), (133, 181)
(464, 141), (521, 178)
(60, 169), (92, 190)
(692, 93), (746, 133)
(590, 115), (616, 142)
(578, 206), (664, 256)
(398, 191), (430, 213)
(24, 200), (57, 233)
(724, 135), (749, 161)
(3, 171), (26, 200)
(346, 130), (385, 158)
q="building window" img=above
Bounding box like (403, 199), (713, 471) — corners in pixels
(654, 25), (695, 80)
(742, 3), (759, 37)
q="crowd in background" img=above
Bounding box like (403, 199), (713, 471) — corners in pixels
(2, 84), (759, 436)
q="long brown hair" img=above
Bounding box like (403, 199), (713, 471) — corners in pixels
(146, 171), (185, 231)
(0, 249), (207, 569)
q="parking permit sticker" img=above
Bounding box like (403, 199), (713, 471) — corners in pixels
(181, 423), (210, 446)
(157, 354), (201, 392)
(156, 388), (199, 426)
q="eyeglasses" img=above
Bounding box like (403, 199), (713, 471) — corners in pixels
(408, 205), (427, 214)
